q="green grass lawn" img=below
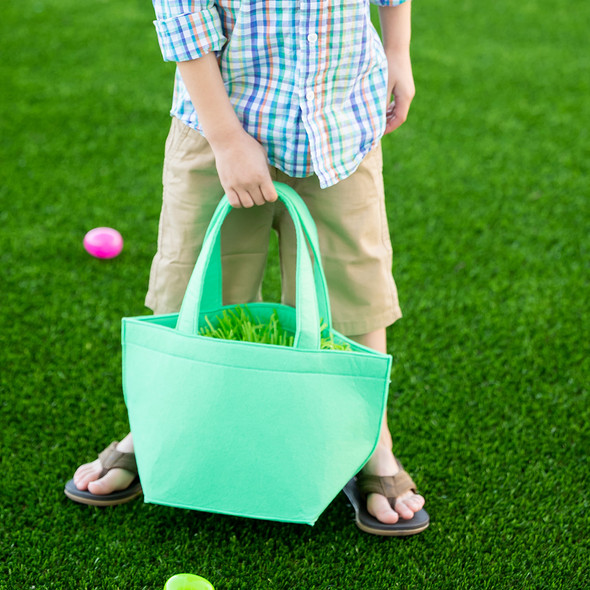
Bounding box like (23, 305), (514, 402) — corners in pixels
(1, 0), (588, 588)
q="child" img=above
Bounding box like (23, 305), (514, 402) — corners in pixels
(65, 0), (428, 536)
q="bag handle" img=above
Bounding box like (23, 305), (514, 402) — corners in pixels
(176, 182), (333, 350)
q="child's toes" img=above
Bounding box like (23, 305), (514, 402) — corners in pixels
(395, 492), (425, 519)
(87, 468), (135, 496)
(394, 499), (415, 520)
(367, 493), (400, 524)
(73, 460), (103, 489)
(408, 494), (425, 512)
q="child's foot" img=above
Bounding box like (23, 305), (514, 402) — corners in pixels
(72, 437), (136, 496)
(73, 459), (136, 495)
(361, 444), (425, 524)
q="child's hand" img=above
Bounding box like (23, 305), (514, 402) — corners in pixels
(210, 130), (278, 208)
(384, 50), (415, 135)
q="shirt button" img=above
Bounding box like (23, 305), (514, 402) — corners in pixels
(307, 33), (318, 43)
(306, 90), (315, 101)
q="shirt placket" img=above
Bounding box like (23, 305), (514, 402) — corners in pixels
(296, 0), (329, 184)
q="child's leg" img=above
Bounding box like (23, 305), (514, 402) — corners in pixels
(72, 118), (275, 495)
(272, 144), (425, 524)
(73, 433), (136, 495)
(348, 329), (425, 524)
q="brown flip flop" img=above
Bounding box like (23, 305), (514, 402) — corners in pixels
(343, 463), (429, 536)
(64, 442), (142, 506)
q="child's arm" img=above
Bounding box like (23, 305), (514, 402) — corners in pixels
(177, 56), (278, 208)
(378, 0), (415, 134)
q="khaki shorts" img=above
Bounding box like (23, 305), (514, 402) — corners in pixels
(145, 117), (402, 336)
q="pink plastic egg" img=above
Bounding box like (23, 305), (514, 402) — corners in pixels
(83, 227), (124, 259)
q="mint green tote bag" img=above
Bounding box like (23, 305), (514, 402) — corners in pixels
(122, 183), (392, 525)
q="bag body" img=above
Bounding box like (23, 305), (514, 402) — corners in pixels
(122, 183), (392, 525)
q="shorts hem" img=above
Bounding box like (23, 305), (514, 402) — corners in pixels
(333, 306), (403, 337)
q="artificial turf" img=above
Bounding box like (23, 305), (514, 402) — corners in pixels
(1, 0), (588, 588)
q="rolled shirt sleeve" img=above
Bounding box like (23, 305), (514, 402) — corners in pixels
(152, 0), (227, 62)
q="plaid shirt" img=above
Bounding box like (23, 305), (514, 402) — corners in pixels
(152, 0), (407, 188)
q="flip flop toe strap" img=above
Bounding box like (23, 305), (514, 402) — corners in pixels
(98, 441), (138, 477)
(357, 470), (417, 505)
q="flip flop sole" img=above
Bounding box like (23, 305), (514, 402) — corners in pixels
(343, 478), (430, 537)
(64, 478), (142, 507)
